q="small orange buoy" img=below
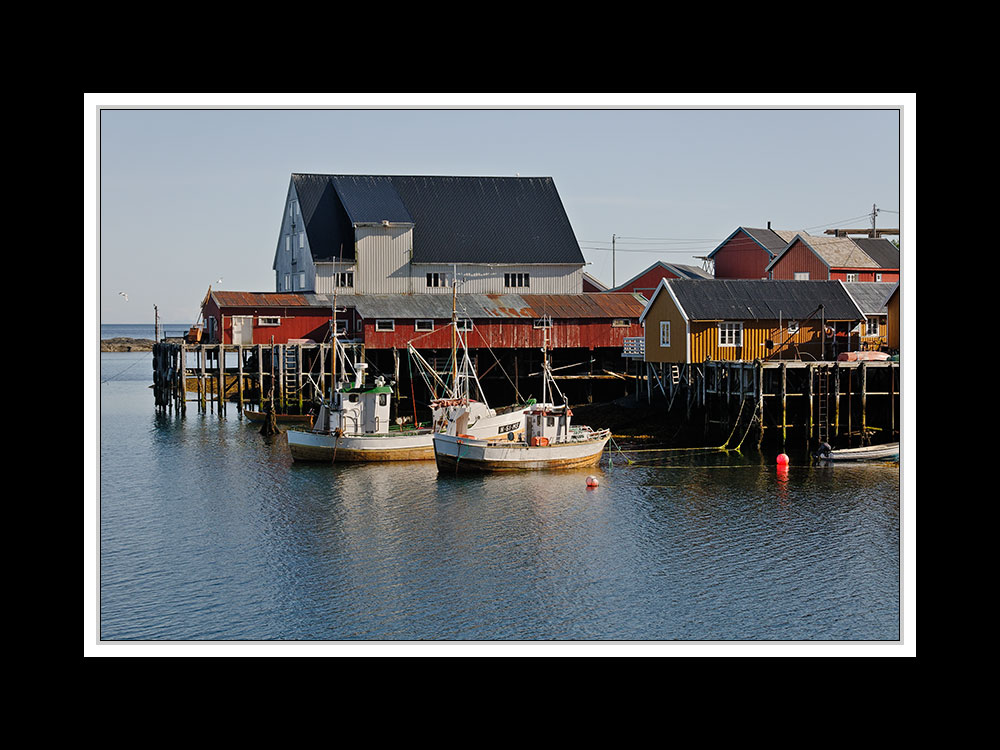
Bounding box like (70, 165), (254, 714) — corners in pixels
(776, 453), (789, 466)
(586, 475), (599, 487)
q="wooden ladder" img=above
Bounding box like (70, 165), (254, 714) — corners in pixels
(817, 366), (830, 443)
(283, 345), (299, 399)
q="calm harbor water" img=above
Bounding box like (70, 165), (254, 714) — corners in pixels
(94, 338), (905, 648)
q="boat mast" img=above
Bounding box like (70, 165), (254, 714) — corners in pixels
(452, 263), (458, 400)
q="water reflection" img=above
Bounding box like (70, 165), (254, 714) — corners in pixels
(98, 358), (901, 642)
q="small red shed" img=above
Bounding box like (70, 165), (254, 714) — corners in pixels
(200, 291), (339, 345)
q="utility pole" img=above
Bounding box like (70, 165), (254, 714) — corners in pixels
(612, 234), (616, 288)
(871, 204), (879, 237)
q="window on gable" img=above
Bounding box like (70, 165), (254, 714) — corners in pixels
(794, 272), (810, 280)
(659, 321), (670, 347)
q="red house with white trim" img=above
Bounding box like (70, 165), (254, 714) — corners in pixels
(766, 234), (900, 283)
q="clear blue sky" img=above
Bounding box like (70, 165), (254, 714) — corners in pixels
(88, 95), (911, 326)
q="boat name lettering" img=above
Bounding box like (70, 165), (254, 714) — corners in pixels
(497, 421), (520, 434)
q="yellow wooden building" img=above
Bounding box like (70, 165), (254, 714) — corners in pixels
(638, 279), (867, 363)
(885, 283), (900, 351)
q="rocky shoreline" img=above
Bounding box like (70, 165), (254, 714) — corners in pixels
(101, 337), (156, 352)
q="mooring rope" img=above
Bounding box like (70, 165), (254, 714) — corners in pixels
(100, 357), (146, 384)
(613, 395), (762, 468)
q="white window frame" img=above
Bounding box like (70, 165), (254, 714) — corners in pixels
(298, 272), (306, 289)
(336, 271), (354, 288)
(333, 319), (348, 335)
(787, 321), (799, 334)
(258, 316), (280, 327)
(456, 318), (473, 332)
(845, 272), (859, 282)
(426, 273), (444, 288)
(718, 322), (743, 347)
(794, 272), (810, 280)
(375, 319), (395, 332)
(414, 320), (434, 332)
(284, 274), (290, 291)
(659, 321), (671, 347)
(505, 272), (530, 288)
(866, 317), (880, 337)
(612, 318), (630, 328)
(285, 236), (291, 252)
(533, 316), (553, 329)
(298, 231), (305, 249)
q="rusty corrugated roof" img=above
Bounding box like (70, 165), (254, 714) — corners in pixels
(209, 291), (647, 319)
(211, 291), (318, 308)
(347, 293), (646, 320)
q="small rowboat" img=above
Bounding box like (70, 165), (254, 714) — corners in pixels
(814, 442), (899, 463)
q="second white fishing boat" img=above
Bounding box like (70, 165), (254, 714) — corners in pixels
(433, 326), (610, 472)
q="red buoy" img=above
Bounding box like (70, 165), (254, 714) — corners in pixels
(776, 453), (789, 466)
(586, 475), (599, 487)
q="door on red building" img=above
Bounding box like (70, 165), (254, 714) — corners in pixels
(232, 316), (254, 345)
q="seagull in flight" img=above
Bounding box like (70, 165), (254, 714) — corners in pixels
(119, 291), (128, 302)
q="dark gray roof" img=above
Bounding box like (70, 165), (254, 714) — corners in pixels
(292, 174), (358, 262)
(662, 279), (865, 321)
(708, 227), (792, 258)
(851, 238), (900, 269)
(843, 282), (893, 315)
(291, 174), (584, 266)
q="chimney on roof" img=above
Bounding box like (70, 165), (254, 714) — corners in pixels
(767, 221), (771, 230)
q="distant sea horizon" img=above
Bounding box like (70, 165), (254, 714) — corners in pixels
(101, 323), (192, 340)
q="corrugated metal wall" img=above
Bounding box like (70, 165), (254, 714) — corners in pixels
(689, 321), (827, 362)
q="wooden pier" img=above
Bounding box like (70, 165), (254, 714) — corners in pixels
(151, 340), (635, 419)
(640, 358), (900, 451)
(152, 341), (364, 417)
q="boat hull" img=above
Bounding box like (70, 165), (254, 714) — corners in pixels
(433, 432), (609, 472)
(817, 442), (899, 463)
(287, 429), (434, 462)
(287, 403), (532, 462)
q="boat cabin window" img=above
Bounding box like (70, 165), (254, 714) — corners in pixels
(379, 394), (388, 406)
(348, 394), (359, 403)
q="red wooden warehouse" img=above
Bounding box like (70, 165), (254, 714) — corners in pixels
(706, 225), (801, 280)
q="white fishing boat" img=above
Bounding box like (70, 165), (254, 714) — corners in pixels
(286, 369), (530, 462)
(433, 325), (610, 473)
(813, 442), (899, 463)
(287, 279), (532, 463)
